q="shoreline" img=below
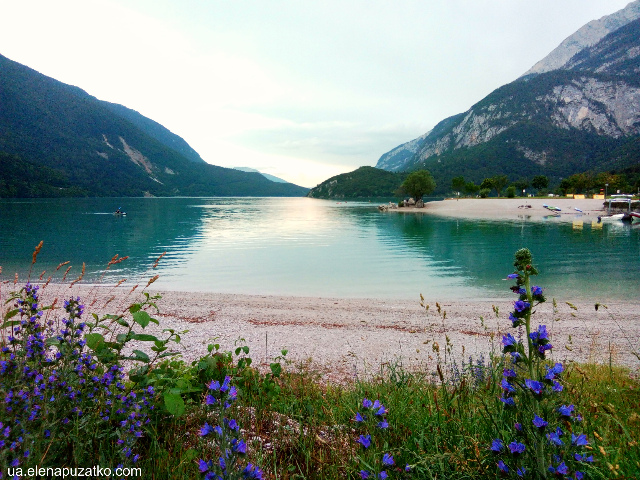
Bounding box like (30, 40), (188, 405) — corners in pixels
(393, 198), (618, 222)
(14, 284), (639, 383)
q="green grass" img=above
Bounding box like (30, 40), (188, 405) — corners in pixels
(133, 360), (640, 479)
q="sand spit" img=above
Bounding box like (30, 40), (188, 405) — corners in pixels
(395, 198), (616, 222)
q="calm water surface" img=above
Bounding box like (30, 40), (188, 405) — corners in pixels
(1, 197), (638, 301)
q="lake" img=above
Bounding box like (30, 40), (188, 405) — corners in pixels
(1, 197), (638, 301)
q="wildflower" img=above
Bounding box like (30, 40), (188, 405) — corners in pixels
(514, 300), (530, 313)
(362, 398), (373, 409)
(548, 461), (568, 475)
(199, 459), (212, 473)
(497, 460), (509, 473)
(377, 419), (388, 429)
(360, 471), (371, 479)
(378, 471), (388, 479)
(355, 412), (365, 422)
(532, 414), (548, 429)
(502, 334), (517, 348)
(532, 285), (543, 296)
(525, 379), (545, 395)
(404, 464), (411, 472)
(231, 438), (247, 454)
(507, 274), (519, 279)
(200, 422), (216, 437)
(491, 439), (504, 452)
(547, 427), (564, 446)
(503, 368), (517, 378)
(571, 433), (588, 446)
(382, 453), (394, 466)
(508, 442), (525, 454)
(242, 463), (263, 479)
(357, 434), (372, 448)
(574, 453), (593, 463)
(558, 404), (575, 418)
(501, 378), (516, 393)
(500, 396), (515, 406)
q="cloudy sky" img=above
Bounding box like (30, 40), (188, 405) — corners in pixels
(0, 0), (633, 187)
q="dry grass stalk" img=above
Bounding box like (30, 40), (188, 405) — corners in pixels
(61, 266), (72, 281)
(69, 263), (85, 288)
(56, 261), (70, 271)
(145, 275), (159, 289)
(32, 241), (43, 265)
(152, 252), (166, 269)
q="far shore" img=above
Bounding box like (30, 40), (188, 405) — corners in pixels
(391, 197), (621, 222)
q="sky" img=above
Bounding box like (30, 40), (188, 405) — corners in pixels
(0, 0), (634, 187)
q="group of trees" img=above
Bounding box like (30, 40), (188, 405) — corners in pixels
(450, 175), (550, 198)
(557, 172), (636, 196)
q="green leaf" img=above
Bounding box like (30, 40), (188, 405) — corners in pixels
(1, 320), (20, 330)
(85, 333), (106, 350)
(129, 303), (142, 314)
(116, 333), (129, 344)
(149, 317), (159, 325)
(270, 363), (282, 377)
(132, 350), (150, 362)
(163, 392), (185, 416)
(116, 318), (130, 328)
(132, 311), (151, 328)
(3, 308), (19, 321)
(45, 338), (61, 346)
(131, 333), (159, 342)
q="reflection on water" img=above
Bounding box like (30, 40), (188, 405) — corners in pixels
(1, 197), (638, 301)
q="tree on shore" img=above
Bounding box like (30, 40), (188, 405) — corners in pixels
(401, 170), (436, 201)
(492, 175), (509, 197)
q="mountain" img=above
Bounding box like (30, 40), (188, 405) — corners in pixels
(233, 167), (292, 184)
(522, 0), (640, 76)
(375, 17), (640, 193)
(0, 53), (309, 197)
(307, 166), (407, 199)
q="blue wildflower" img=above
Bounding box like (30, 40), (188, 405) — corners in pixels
(490, 439), (504, 452)
(357, 435), (372, 448)
(558, 404), (575, 418)
(533, 415), (548, 429)
(547, 427), (564, 446)
(508, 442), (525, 454)
(571, 433), (588, 446)
(382, 453), (394, 466)
(497, 460), (509, 473)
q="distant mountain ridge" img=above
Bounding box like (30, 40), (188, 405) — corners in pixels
(233, 167), (292, 184)
(0, 53), (308, 197)
(375, 15), (640, 193)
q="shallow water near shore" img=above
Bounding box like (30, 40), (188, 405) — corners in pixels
(1, 197), (638, 301)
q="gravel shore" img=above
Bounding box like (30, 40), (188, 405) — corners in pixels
(21, 283), (640, 383)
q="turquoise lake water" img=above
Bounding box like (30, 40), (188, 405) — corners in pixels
(1, 197), (638, 301)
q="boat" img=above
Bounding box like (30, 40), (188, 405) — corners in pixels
(543, 204), (562, 212)
(114, 207), (127, 216)
(597, 214), (625, 222)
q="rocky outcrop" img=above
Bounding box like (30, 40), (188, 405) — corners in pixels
(521, 0), (640, 76)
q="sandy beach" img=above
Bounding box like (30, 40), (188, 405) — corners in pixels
(400, 198), (615, 222)
(16, 283), (639, 384)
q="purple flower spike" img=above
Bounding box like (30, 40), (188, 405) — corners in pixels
(382, 453), (394, 466)
(502, 333), (516, 348)
(507, 274), (519, 279)
(514, 300), (530, 312)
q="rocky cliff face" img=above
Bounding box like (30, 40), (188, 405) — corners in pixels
(521, 0), (640, 76)
(375, 17), (640, 183)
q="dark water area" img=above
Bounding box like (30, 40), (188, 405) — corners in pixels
(1, 197), (638, 302)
